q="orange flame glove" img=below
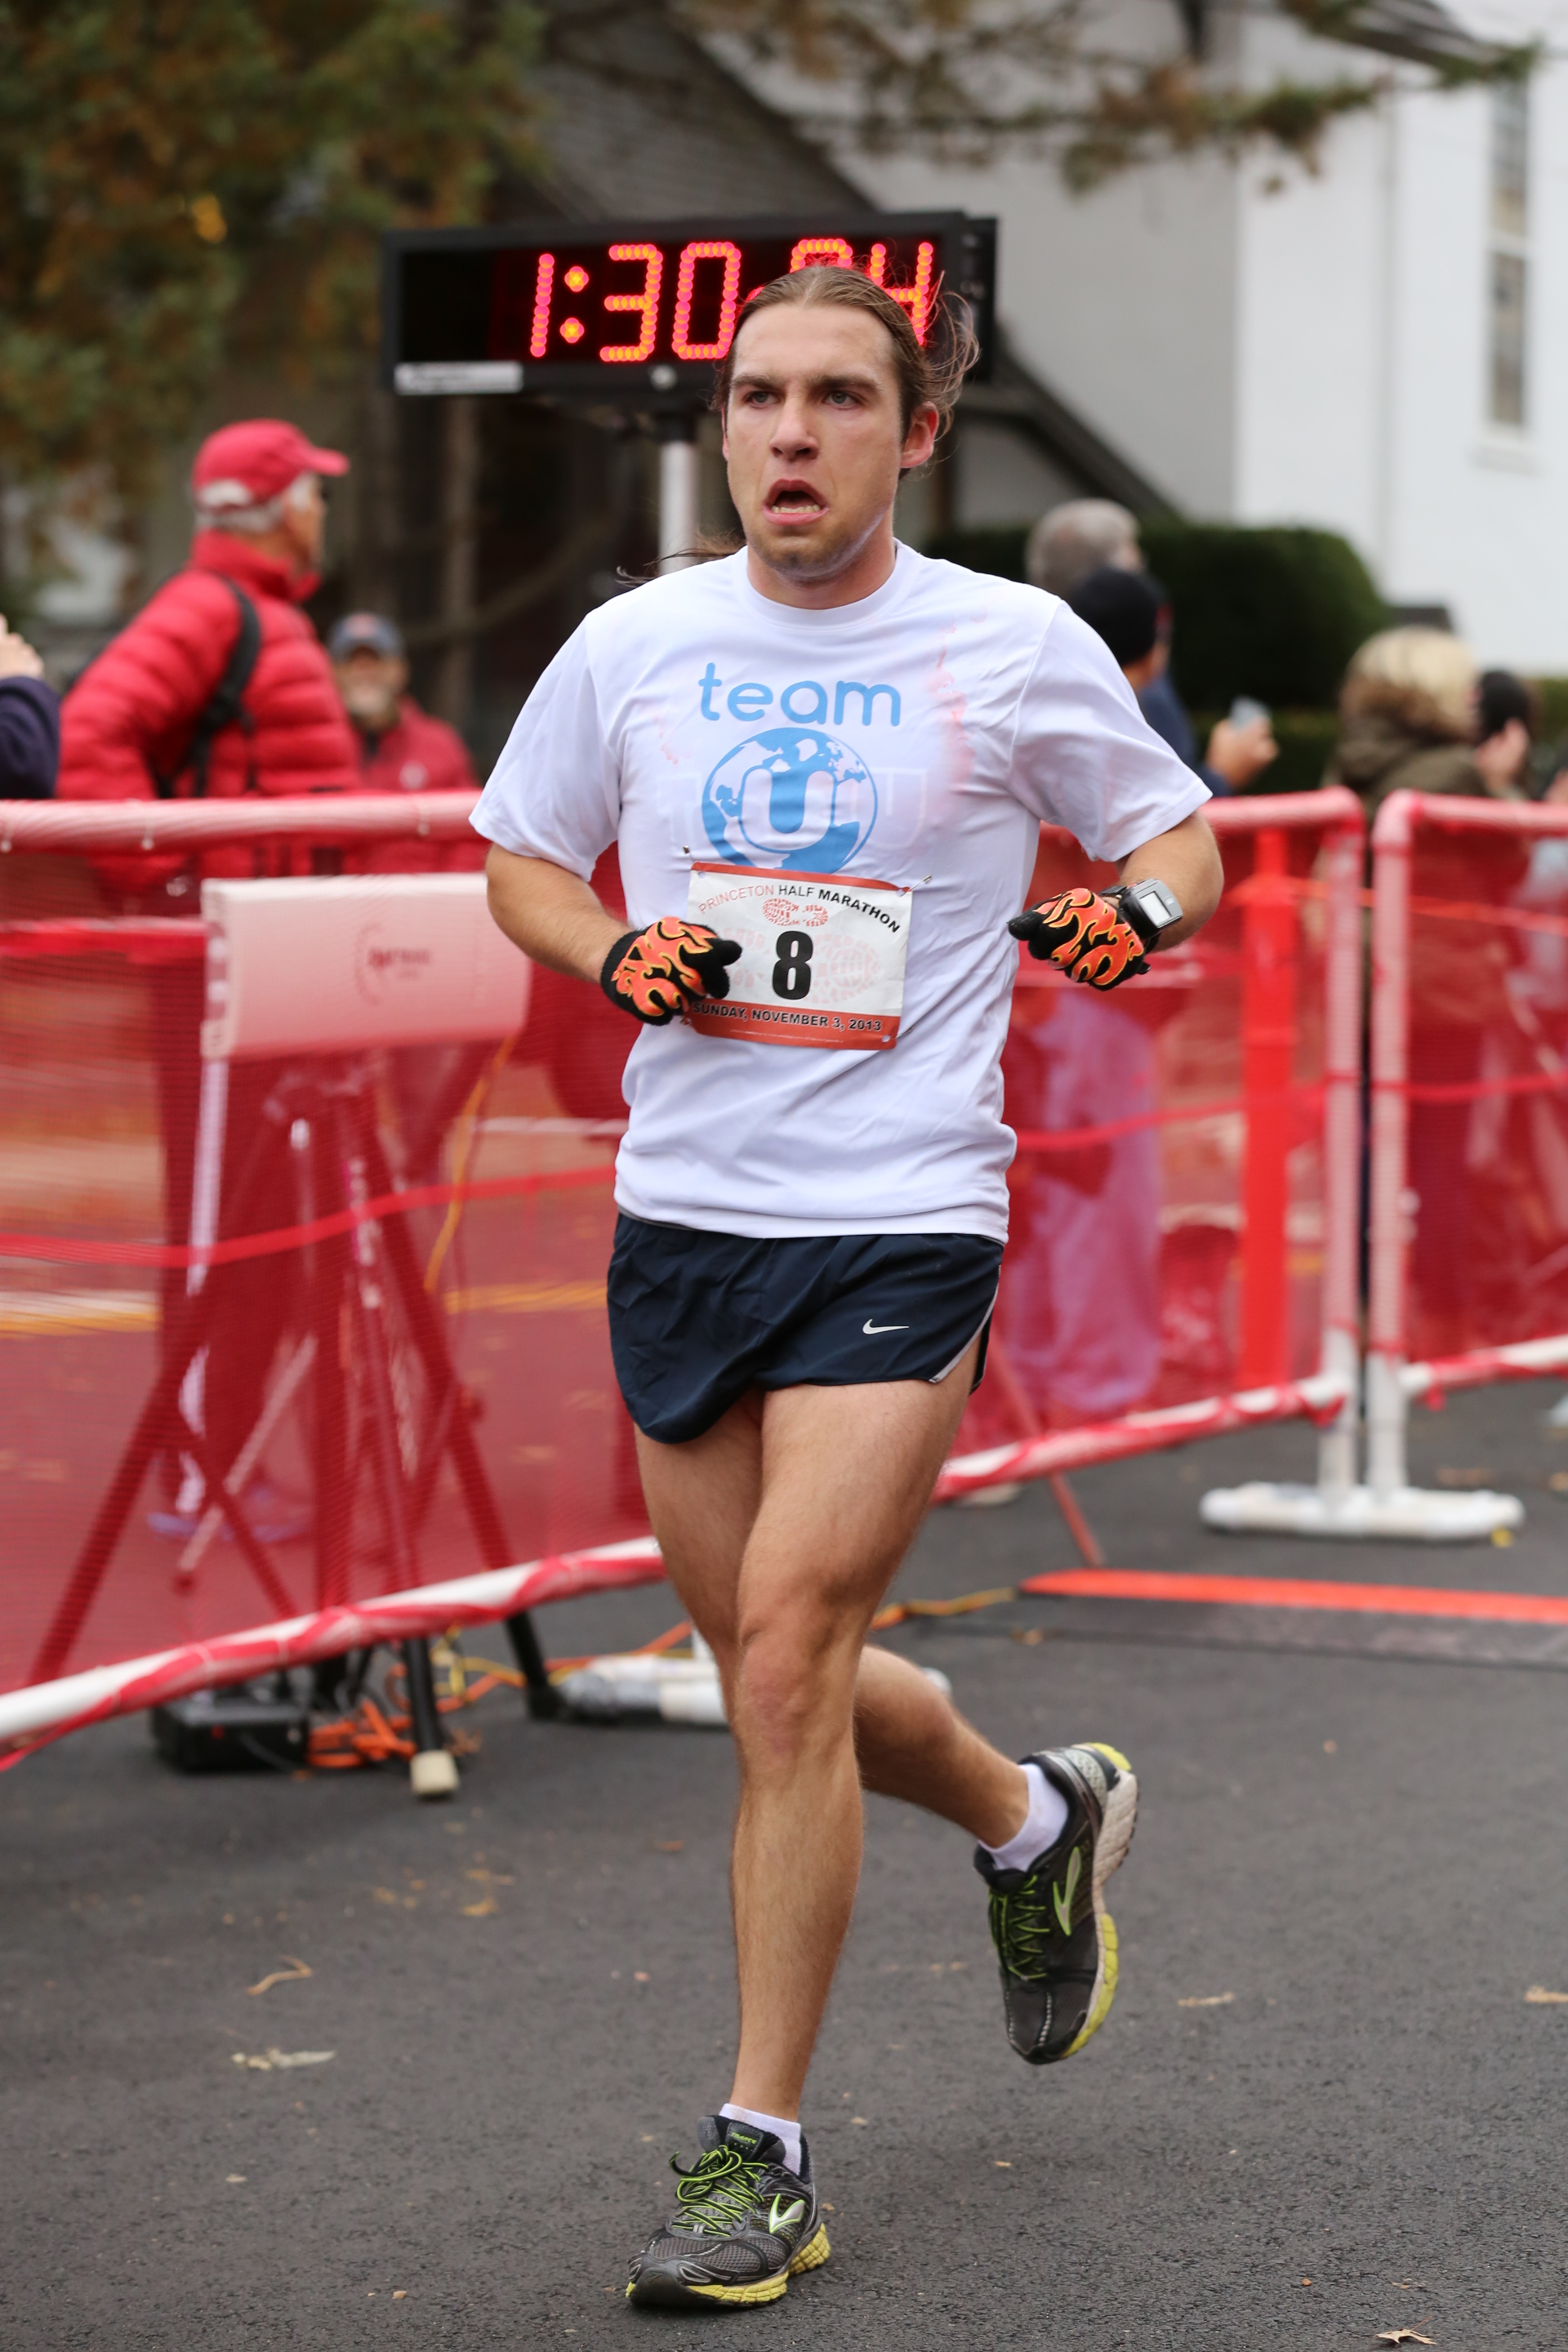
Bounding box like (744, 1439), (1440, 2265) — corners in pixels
(600, 918), (744, 1026)
(1008, 888), (1152, 990)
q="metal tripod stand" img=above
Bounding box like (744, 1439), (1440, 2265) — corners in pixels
(32, 1054), (559, 1780)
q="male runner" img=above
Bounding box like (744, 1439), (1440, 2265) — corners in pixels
(475, 263), (1221, 2310)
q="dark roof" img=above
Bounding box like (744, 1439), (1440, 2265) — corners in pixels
(1320, 0), (1494, 66)
(964, 332), (1178, 516)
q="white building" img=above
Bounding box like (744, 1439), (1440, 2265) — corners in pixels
(35, 0), (1566, 699)
(831, 0), (1568, 668)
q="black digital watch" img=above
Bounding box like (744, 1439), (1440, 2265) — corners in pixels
(1107, 877), (1183, 952)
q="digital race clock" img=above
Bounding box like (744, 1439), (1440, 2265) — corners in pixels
(383, 212), (996, 402)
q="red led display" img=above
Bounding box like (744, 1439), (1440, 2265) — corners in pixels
(386, 212), (996, 396)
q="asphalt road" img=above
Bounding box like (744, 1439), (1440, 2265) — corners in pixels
(5, 1384), (1568, 2350)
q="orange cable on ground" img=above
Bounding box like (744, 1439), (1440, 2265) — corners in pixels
(1019, 1567), (1568, 1623)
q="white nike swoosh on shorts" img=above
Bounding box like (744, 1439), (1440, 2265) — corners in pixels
(862, 1320), (910, 1334)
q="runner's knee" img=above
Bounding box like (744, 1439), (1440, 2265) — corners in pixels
(730, 1607), (858, 1762)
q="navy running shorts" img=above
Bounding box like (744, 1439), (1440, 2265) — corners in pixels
(607, 1214), (1004, 1446)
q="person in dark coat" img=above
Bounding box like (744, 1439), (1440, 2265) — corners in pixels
(1062, 565), (1276, 793)
(0, 614), (58, 797)
(1029, 501), (1278, 795)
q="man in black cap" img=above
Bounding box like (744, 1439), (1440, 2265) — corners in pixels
(328, 612), (477, 853)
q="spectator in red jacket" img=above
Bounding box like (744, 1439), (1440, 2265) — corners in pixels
(328, 611), (481, 877)
(58, 419), (360, 1540)
(60, 420), (359, 886)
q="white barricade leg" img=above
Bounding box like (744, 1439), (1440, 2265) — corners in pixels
(171, 1055), (228, 1519)
(1210, 791), (1526, 1541)
(1361, 1346), (1521, 1541)
(1349, 793), (1522, 1537)
(1201, 813), (1386, 1535)
(1200, 1329), (1374, 1535)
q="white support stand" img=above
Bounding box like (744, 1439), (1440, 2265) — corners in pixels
(410, 1747), (461, 1798)
(556, 1628), (727, 1726)
(657, 421), (701, 572)
(1200, 1334), (1525, 1542)
(555, 1630), (952, 1726)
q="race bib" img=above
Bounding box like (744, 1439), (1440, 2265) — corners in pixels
(683, 862), (912, 1049)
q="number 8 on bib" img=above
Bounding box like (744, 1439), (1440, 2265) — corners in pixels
(684, 862), (912, 1049)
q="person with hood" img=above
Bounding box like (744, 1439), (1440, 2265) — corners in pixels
(58, 420), (359, 1538)
(1328, 626), (1526, 1355)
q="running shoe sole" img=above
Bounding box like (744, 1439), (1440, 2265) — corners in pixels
(1061, 1740), (1138, 2059)
(626, 2223), (831, 2308)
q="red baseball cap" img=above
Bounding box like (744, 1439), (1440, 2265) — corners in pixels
(191, 418), (350, 513)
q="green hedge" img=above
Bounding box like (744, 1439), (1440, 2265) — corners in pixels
(926, 520), (1386, 714)
(1138, 523), (1385, 710)
(924, 524), (1031, 581)
(1534, 679), (1568, 742)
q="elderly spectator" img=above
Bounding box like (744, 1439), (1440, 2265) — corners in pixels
(58, 419), (359, 1541)
(59, 417), (358, 873)
(0, 614), (58, 797)
(1029, 498), (1274, 795)
(1026, 498), (1140, 596)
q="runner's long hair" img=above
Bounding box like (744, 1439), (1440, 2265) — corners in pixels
(713, 261), (978, 468)
(641, 262), (978, 572)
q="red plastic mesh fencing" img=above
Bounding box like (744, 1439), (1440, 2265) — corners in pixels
(0, 791), (1361, 1703)
(1370, 792), (1568, 1384)
(955, 792), (1361, 1461)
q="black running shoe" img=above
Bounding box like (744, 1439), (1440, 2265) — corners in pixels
(626, 2114), (830, 2310)
(974, 1741), (1138, 2066)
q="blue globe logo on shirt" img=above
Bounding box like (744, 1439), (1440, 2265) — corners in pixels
(701, 727), (878, 873)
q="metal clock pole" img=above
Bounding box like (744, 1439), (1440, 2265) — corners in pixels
(657, 410), (702, 572)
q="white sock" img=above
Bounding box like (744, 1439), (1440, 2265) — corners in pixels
(983, 1759), (1069, 1873)
(719, 2102), (802, 2176)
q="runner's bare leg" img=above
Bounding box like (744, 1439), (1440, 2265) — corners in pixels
(635, 1346), (1031, 2121)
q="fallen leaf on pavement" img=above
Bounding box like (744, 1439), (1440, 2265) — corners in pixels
(247, 1957), (312, 1996)
(461, 1898), (497, 1917)
(1526, 1986), (1568, 2003)
(232, 2049), (335, 2071)
(1375, 2332), (1432, 2345)
(1178, 1992), (1235, 2007)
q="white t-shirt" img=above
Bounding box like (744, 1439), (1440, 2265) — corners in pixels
(472, 544), (1207, 1242)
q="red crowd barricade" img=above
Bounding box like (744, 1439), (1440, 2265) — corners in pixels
(1353, 788), (1568, 1538)
(0, 786), (1365, 1757)
(955, 789), (1363, 1513)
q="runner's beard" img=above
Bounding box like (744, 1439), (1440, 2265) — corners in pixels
(752, 502), (885, 587)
